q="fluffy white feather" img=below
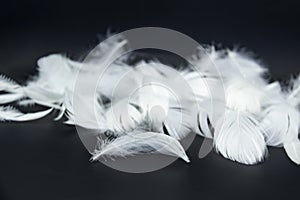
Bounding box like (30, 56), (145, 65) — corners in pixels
(225, 78), (264, 113)
(214, 110), (267, 164)
(260, 80), (300, 164)
(24, 54), (80, 105)
(189, 47), (267, 81)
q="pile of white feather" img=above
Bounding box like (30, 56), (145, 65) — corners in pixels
(0, 36), (299, 165)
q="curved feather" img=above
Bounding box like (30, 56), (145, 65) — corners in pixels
(214, 110), (267, 165)
(260, 81), (300, 164)
(196, 104), (213, 138)
(260, 103), (299, 147)
(287, 74), (300, 107)
(0, 106), (53, 121)
(284, 140), (300, 165)
(90, 131), (190, 163)
(105, 99), (143, 134)
(0, 93), (24, 104)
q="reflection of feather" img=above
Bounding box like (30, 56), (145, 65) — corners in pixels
(214, 110), (267, 164)
(0, 106), (53, 121)
(90, 131), (190, 162)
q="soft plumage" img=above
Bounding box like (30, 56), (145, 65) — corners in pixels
(0, 36), (299, 166)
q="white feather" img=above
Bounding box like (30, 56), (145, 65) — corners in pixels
(181, 70), (221, 101)
(0, 106), (53, 121)
(225, 78), (264, 113)
(214, 110), (267, 165)
(0, 75), (24, 104)
(215, 50), (267, 81)
(0, 75), (22, 92)
(0, 93), (24, 104)
(188, 46), (222, 76)
(284, 140), (300, 165)
(83, 35), (128, 66)
(260, 83), (299, 147)
(189, 47), (267, 81)
(104, 98), (143, 134)
(24, 54), (79, 105)
(196, 100), (214, 138)
(90, 131), (190, 163)
(260, 80), (300, 164)
(287, 74), (300, 107)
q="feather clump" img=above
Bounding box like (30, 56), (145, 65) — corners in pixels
(0, 35), (299, 166)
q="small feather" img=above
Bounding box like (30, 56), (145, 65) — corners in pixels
(0, 93), (24, 104)
(214, 110), (267, 165)
(0, 106), (53, 121)
(0, 75), (22, 92)
(284, 140), (300, 165)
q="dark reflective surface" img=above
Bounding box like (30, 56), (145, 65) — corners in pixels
(0, 0), (300, 199)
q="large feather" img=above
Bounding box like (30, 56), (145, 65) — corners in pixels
(90, 131), (190, 163)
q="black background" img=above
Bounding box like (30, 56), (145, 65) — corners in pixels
(0, 0), (300, 199)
